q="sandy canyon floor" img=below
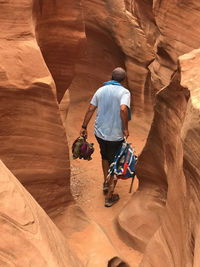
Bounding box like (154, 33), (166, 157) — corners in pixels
(66, 97), (152, 266)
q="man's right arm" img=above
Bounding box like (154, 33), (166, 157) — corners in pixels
(80, 104), (97, 138)
(120, 104), (129, 139)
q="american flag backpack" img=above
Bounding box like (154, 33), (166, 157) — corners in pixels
(108, 140), (137, 192)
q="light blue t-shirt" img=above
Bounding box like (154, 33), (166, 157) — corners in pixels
(91, 81), (131, 141)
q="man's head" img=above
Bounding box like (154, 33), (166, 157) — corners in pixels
(112, 67), (126, 82)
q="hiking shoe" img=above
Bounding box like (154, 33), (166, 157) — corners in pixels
(105, 194), (120, 207)
(103, 182), (109, 195)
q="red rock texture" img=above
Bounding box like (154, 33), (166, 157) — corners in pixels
(33, 0), (86, 103)
(54, 204), (130, 267)
(139, 49), (200, 267)
(117, 67), (188, 250)
(142, 0), (200, 91)
(115, 2), (200, 261)
(59, 1), (200, 265)
(1, 0), (200, 266)
(0, 2), (132, 266)
(70, 0), (154, 115)
(0, 0), (72, 214)
(118, 49), (200, 266)
(74, 0), (200, 116)
(0, 160), (82, 267)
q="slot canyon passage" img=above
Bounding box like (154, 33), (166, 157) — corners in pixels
(0, 1), (200, 267)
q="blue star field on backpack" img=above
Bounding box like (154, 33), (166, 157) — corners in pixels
(108, 140), (137, 179)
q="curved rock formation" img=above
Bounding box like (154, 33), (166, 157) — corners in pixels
(0, 160), (82, 267)
(69, 0), (200, 122)
(0, 0), (72, 214)
(139, 49), (200, 267)
(117, 68), (187, 251)
(0, 2), (133, 266)
(33, 0), (86, 103)
(1, 0), (200, 266)
(54, 205), (130, 267)
(118, 49), (200, 266)
(147, 0), (200, 91)
(67, 0), (154, 116)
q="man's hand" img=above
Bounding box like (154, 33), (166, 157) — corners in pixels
(123, 129), (129, 139)
(80, 128), (87, 138)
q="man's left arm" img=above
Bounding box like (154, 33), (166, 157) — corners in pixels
(120, 90), (131, 139)
(80, 104), (97, 138)
(120, 104), (129, 139)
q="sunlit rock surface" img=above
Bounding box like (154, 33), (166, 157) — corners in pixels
(33, 0), (86, 103)
(1, 0), (200, 266)
(54, 204), (130, 267)
(66, 0), (154, 116)
(117, 69), (187, 252)
(0, 2), (132, 266)
(118, 49), (200, 266)
(0, 160), (82, 267)
(0, 0), (72, 214)
(77, 0), (200, 114)
(147, 0), (200, 91)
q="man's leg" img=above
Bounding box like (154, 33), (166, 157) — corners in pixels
(104, 139), (123, 207)
(107, 175), (117, 198)
(102, 159), (110, 194)
(102, 159), (109, 181)
(95, 136), (110, 193)
(105, 175), (119, 207)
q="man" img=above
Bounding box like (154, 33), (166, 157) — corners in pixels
(80, 67), (130, 207)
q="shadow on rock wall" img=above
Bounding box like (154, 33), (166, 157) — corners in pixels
(33, 0), (86, 103)
(0, 0), (72, 215)
(118, 49), (200, 267)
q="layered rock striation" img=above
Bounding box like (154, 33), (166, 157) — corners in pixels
(139, 0), (200, 92)
(67, 0), (154, 116)
(139, 49), (200, 267)
(1, 0), (200, 266)
(33, 0), (86, 103)
(0, 2), (132, 266)
(118, 49), (200, 266)
(0, 0), (72, 214)
(0, 160), (82, 267)
(117, 68), (188, 251)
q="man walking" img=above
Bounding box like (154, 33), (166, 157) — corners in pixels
(80, 67), (130, 207)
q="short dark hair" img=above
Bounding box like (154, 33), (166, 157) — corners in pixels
(112, 67), (126, 82)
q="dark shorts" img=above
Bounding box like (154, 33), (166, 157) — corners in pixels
(95, 135), (123, 165)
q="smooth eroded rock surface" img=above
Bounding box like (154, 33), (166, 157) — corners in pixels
(0, 160), (82, 267)
(0, 0), (72, 214)
(118, 49), (200, 266)
(148, 0), (200, 91)
(117, 68), (188, 252)
(68, 0), (154, 116)
(54, 204), (130, 267)
(1, 1), (200, 266)
(33, 0), (86, 103)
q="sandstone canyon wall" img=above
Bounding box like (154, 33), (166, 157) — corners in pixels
(69, 0), (200, 123)
(118, 61), (189, 251)
(133, 0), (200, 92)
(0, 0), (200, 266)
(67, 0), (154, 117)
(33, 0), (86, 103)
(0, 158), (129, 267)
(0, 160), (82, 267)
(138, 48), (200, 267)
(117, 2), (200, 266)
(0, 0), (82, 215)
(0, 1), (132, 266)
